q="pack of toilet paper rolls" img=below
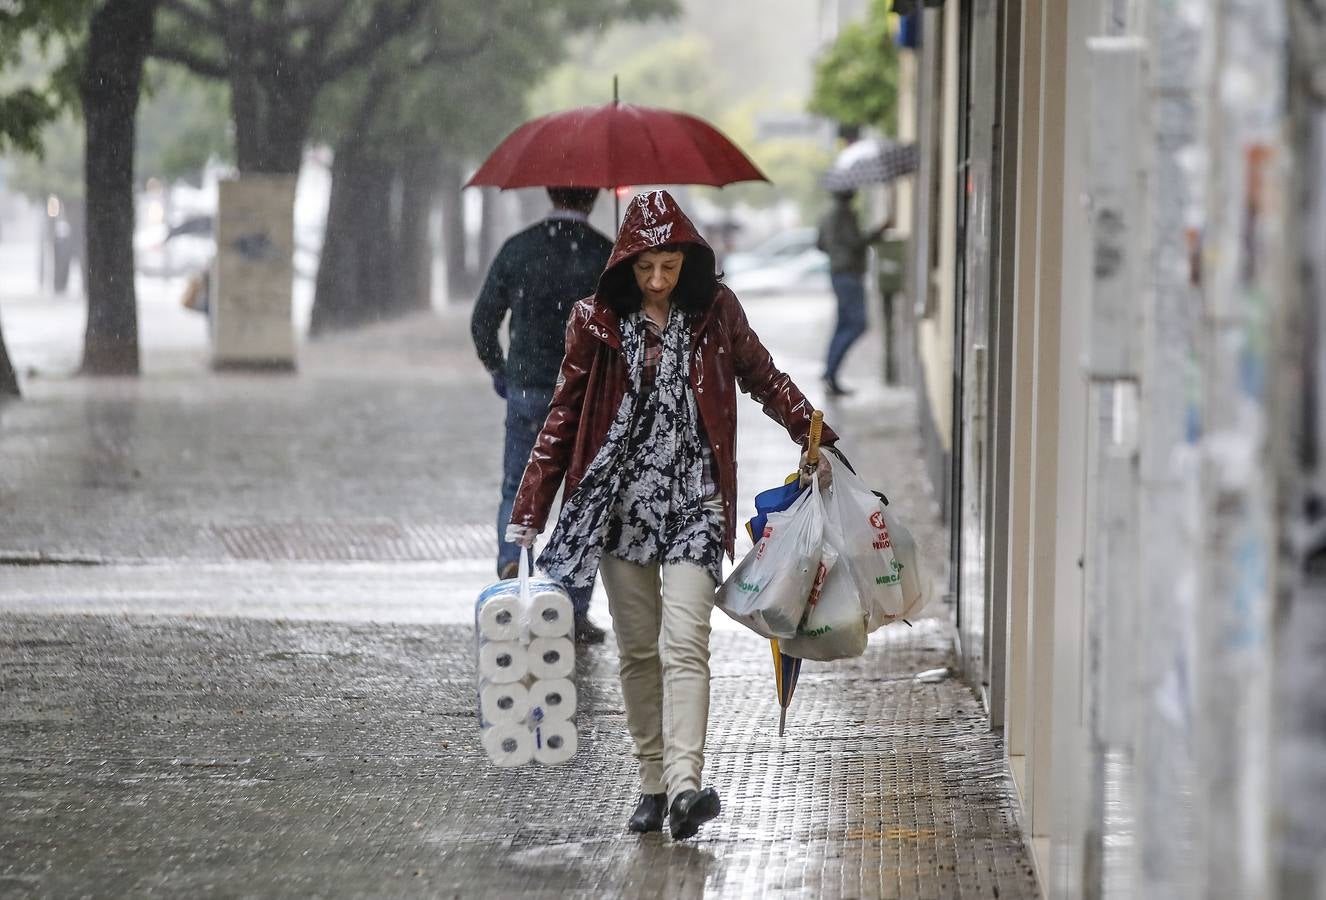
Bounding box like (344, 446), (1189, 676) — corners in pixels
(477, 678), (579, 767)
(475, 577), (574, 642)
(482, 716), (578, 767)
(477, 677), (577, 727)
(474, 568), (579, 766)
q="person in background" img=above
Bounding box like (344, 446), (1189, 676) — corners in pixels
(470, 186), (613, 644)
(817, 124), (889, 397)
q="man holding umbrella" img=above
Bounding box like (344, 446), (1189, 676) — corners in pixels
(470, 187), (613, 645)
(467, 91), (772, 647)
(817, 124), (916, 396)
(817, 184), (888, 397)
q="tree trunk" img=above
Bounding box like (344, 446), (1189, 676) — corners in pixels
(439, 154), (475, 301)
(0, 313), (20, 399)
(359, 158), (397, 316)
(226, 28), (312, 176)
(394, 150), (440, 314)
(79, 0), (158, 376)
(309, 147), (398, 335)
(477, 186), (499, 278)
(232, 81), (311, 175)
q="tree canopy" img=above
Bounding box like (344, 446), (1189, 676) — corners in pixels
(530, 31), (832, 215)
(807, 0), (900, 132)
(0, 0), (88, 155)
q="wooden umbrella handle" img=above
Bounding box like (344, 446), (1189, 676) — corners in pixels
(806, 409), (824, 465)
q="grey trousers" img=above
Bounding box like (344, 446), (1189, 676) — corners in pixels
(599, 555), (717, 798)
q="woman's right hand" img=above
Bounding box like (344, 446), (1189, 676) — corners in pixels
(504, 524), (539, 548)
(799, 452), (833, 489)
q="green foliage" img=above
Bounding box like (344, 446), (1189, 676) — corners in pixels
(0, 1), (90, 154)
(136, 61), (231, 179)
(0, 87), (59, 154)
(527, 29), (827, 214)
(807, 0), (899, 132)
(312, 0), (678, 164)
(709, 98), (833, 216)
(6, 111), (81, 199)
(530, 33), (715, 118)
(6, 62), (231, 201)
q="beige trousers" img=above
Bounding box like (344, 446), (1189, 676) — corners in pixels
(599, 555), (717, 799)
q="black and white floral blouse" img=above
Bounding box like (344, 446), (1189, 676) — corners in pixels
(538, 306), (724, 588)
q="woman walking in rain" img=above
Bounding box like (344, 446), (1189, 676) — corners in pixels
(506, 190), (837, 840)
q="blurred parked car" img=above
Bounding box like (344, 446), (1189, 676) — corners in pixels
(724, 247), (830, 296)
(134, 214), (215, 278)
(722, 227), (830, 296)
(722, 227), (820, 275)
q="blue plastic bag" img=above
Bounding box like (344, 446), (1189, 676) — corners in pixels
(746, 476), (803, 542)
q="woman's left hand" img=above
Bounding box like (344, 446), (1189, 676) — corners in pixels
(799, 451), (833, 489)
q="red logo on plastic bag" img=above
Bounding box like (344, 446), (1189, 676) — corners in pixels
(756, 524), (774, 559)
(869, 509), (891, 549)
(806, 561), (829, 608)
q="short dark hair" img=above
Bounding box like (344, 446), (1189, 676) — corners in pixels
(546, 187), (599, 212)
(598, 243), (720, 318)
(837, 123), (862, 143)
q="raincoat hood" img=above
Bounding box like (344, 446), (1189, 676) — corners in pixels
(598, 189), (716, 294)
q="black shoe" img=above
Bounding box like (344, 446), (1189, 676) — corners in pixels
(498, 561), (519, 580)
(668, 787), (721, 840)
(574, 614), (606, 645)
(627, 792), (667, 833)
(823, 376), (853, 397)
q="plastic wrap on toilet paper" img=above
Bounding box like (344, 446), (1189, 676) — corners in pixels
(479, 681), (529, 727)
(526, 636), (574, 680)
(528, 677), (576, 721)
(474, 558), (581, 767)
(527, 589), (574, 639)
(476, 594), (524, 642)
(532, 718), (578, 766)
(483, 723), (534, 767)
(477, 640), (528, 683)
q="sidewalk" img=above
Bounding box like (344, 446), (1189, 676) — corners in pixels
(0, 289), (1039, 898)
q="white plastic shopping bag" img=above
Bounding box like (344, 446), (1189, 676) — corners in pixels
(880, 504), (928, 622)
(717, 475), (826, 638)
(823, 453), (929, 631)
(781, 531), (869, 661)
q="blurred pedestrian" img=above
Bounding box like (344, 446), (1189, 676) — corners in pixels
(817, 187), (887, 397)
(505, 190), (839, 840)
(470, 186), (613, 644)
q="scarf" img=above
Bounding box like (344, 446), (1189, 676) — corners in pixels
(538, 307), (715, 588)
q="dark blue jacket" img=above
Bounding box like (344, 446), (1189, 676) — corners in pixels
(470, 217), (613, 390)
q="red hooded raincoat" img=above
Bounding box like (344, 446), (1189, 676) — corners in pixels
(511, 190), (838, 558)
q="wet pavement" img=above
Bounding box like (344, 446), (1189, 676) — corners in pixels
(0, 286), (1040, 898)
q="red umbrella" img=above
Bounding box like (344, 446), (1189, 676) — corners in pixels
(465, 102), (768, 190)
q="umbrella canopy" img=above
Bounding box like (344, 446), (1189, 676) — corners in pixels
(465, 102), (768, 190)
(820, 139), (919, 193)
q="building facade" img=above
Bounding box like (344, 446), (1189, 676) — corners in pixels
(900, 1), (1326, 896)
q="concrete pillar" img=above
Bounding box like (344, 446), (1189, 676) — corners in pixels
(1003, 0), (1043, 801)
(1022, 0), (1068, 843)
(212, 175), (298, 370)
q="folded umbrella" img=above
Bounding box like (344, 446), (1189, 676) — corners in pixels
(766, 409), (824, 736)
